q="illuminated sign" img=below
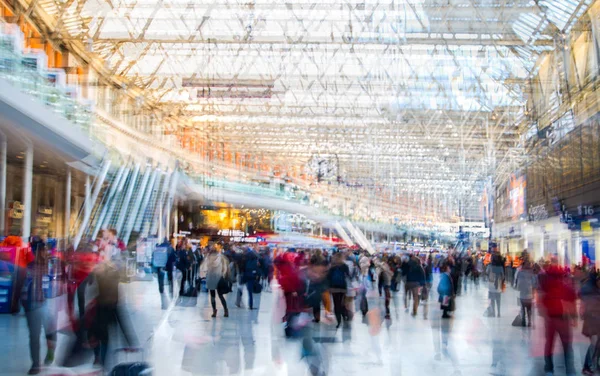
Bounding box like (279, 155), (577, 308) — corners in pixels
(218, 229), (247, 237)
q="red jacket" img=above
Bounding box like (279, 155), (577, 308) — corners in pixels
(538, 265), (576, 317)
(275, 253), (304, 294)
(69, 252), (100, 285)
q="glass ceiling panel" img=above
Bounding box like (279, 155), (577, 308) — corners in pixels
(27, 0), (593, 222)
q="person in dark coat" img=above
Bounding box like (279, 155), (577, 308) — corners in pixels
(241, 248), (260, 309)
(405, 254), (426, 316)
(327, 252), (351, 328)
(175, 240), (192, 295)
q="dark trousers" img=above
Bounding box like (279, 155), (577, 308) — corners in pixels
(179, 269), (189, 294)
(543, 317), (575, 374)
(209, 290), (228, 312)
(76, 276), (89, 321)
(246, 280), (255, 309)
(331, 292), (346, 326)
(312, 303), (321, 322)
(90, 304), (137, 366)
(25, 304), (56, 367)
(157, 269), (173, 294)
(584, 335), (599, 371)
(359, 287), (368, 316)
(520, 298), (532, 326)
(11, 267), (26, 313)
(384, 286), (391, 316)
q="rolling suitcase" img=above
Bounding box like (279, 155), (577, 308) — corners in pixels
(110, 348), (152, 376)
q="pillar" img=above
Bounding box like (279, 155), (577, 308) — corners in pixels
(84, 175), (91, 220)
(65, 167), (71, 239)
(173, 207), (178, 238)
(22, 144), (33, 240)
(595, 231), (600, 270)
(0, 135), (5, 236)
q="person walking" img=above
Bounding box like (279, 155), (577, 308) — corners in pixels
(89, 251), (138, 368)
(242, 248), (260, 310)
(376, 257), (393, 319)
(405, 254), (426, 316)
(153, 239), (176, 296)
(538, 260), (577, 376)
(514, 259), (536, 326)
(306, 258), (328, 323)
(438, 263), (455, 319)
(200, 247), (230, 318)
(580, 271), (600, 376)
(20, 245), (56, 375)
(327, 252), (351, 328)
(424, 254), (433, 299)
(358, 252), (371, 316)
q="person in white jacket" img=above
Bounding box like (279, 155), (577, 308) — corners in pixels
(200, 247), (230, 318)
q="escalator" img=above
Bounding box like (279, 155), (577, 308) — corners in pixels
(69, 161), (180, 250)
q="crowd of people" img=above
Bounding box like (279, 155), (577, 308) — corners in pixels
(3, 228), (139, 375)
(5, 228), (600, 376)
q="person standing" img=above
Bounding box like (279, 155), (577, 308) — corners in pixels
(488, 253), (505, 317)
(175, 240), (191, 296)
(538, 260), (577, 376)
(327, 252), (351, 328)
(514, 259), (536, 326)
(580, 271), (600, 376)
(200, 247), (230, 318)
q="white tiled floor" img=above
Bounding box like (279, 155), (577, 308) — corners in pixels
(0, 276), (591, 376)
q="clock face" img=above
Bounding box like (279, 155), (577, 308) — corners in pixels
(307, 155), (338, 182)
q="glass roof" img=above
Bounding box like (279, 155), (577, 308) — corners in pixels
(32, 0), (593, 220)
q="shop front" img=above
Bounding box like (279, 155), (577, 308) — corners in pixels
(494, 220), (527, 256)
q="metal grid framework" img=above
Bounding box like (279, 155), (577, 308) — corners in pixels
(18, 0), (595, 220)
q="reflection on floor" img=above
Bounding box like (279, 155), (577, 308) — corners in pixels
(0, 277), (591, 376)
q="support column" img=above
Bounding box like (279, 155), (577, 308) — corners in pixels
(65, 167), (71, 239)
(173, 207), (178, 238)
(0, 135), (6, 236)
(595, 231), (600, 270)
(22, 145), (33, 241)
(84, 175), (91, 220)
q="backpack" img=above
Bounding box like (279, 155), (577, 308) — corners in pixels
(152, 247), (168, 268)
(330, 267), (346, 288)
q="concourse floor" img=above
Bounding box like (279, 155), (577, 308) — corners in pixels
(0, 275), (591, 376)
